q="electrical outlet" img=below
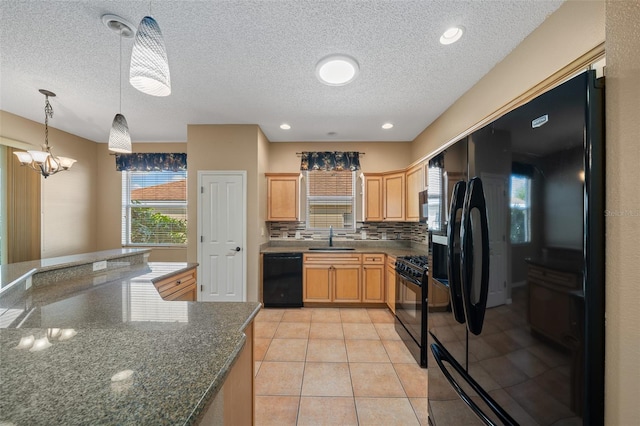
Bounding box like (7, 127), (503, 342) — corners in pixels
(25, 276), (32, 290)
(381, 232), (387, 240)
(93, 261), (107, 272)
(295, 231), (301, 239)
(361, 230), (367, 240)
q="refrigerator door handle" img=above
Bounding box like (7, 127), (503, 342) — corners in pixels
(460, 177), (490, 336)
(447, 180), (467, 324)
(430, 334), (518, 426)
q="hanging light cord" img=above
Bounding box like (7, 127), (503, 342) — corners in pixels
(44, 95), (53, 150)
(119, 28), (123, 114)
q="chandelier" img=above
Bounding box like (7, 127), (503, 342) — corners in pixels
(13, 90), (77, 178)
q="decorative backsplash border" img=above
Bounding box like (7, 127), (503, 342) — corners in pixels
(267, 221), (428, 244)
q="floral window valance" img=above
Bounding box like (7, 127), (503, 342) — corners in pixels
(115, 153), (187, 172)
(300, 152), (361, 171)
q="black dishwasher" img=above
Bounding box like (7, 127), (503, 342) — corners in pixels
(263, 253), (303, 308)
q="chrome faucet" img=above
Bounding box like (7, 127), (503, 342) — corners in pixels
(329, 225), (333, 247)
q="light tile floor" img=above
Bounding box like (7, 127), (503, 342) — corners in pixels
(254, 307), (428, 425)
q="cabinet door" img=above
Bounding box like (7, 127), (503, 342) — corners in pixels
(386, 257), (396, 313)
(267, 174), (299, 221)
(362, 264), (385, 303)
(405, 165), (424, 222)
(333, 265), (361, 302)
(364, 175), (383, 222)
(383, 172), (405, 221)
(303, 265), (332, 302)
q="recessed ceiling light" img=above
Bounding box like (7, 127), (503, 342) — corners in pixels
(382, 123), (394, 130)
(440, 26), (464, 45)
(280, 123), (291, 130)
(316, 55), (359, 86)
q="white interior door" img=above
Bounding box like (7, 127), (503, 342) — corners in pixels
(198, 171), (246, 302)
(481, 173), (508, 308)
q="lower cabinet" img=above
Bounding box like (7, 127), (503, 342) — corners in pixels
(153, 267), (197, 301)
(303, 254), (362, 303)
(302, 253), (390, 305)
(385, 255), (397, 313)
(362, 254), (385, 303)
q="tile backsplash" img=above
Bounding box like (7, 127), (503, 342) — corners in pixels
(267, 221), (428, 244)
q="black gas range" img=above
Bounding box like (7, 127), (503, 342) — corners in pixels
(394, 255), (428, 368)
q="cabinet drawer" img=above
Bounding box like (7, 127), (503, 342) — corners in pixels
(154, 269), (197, 299)
(303, 254), (362, 265)
(386, 255), (396, 268)
(528, 265), (578, 289)
(363, 254), (385, 265)
(166, 284), (196, 301)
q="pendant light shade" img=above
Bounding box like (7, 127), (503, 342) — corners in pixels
(130, 16), (171, 97)
(109, 113), (132, 153)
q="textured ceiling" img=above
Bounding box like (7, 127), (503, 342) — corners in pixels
(0, 1), (563, 144)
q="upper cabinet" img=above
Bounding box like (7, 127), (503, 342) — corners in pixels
(405, 164), (424, 222)
(363, 174), (383, 221)
(383, 171), (405, 221)
(266, 173), (299, 221)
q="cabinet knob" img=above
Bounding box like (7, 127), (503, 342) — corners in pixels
(176, 280), (182, 285)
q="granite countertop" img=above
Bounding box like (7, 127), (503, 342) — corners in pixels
(0, 248), (152, 294)
(261, 242), (427, 258)
(525, 256), (584, 274)
(0, 262), (261, 425)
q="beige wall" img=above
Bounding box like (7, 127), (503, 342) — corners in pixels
(95, 141), (188, 262)
(187, 124), (263, 302)
(411, 0), (606, 163)
(257, 128), (270, 247)
(605, 1), (640, 423)
(268, 141), (412, 173)
(0, 110), (97, 258)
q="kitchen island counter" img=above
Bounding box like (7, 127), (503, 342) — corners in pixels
(0, 262), (260, 425)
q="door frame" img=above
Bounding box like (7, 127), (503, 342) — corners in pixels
(196, 170), (247, 302)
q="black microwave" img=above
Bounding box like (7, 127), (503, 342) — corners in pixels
(418, 189), (428, 223)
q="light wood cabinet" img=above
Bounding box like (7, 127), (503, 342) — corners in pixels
(362, 254), (385, 303)
(201, 321), (255, 425)
(386, 255), (397, 313)
(266, 173), (299, 221)
(364, 175), (384, 221)
(405, 164), (424, 222)
(303, 253), (362, 303)
(383, 171), (405, 221)
(153, 268), (197, 301)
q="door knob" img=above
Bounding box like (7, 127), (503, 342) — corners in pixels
(232, 247), (241, 252)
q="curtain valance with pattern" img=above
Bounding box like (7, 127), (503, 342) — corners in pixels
(115, 153), (187, 172)
(300, 152), (361, 171)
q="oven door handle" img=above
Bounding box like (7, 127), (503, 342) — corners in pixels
(447, 180), (467, 324)
(430, 334), (518, 426)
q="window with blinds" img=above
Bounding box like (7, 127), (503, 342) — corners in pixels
(305, 170), (355, 230)
(121, 171), (187, 246)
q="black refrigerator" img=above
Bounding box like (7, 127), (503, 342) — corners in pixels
(427, 70), (605, 425)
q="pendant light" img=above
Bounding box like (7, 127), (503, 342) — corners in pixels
(104, 15), (134, 153)
(13, 90), (77, 178)
(130, 14), (171, 97)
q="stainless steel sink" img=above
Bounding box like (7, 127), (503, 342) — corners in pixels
(308, 247), (356, 251)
